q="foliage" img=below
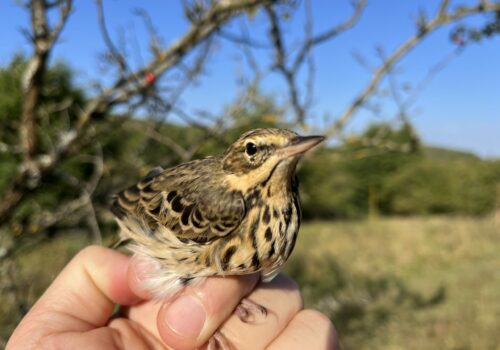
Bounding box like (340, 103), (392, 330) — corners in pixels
(0, 56), (23, 146)
(341, 121), (420, 216)
(385, 158), (496, 215)
(0, 57), (85, 151)
(0, 57), (89, 231)
(300, 121), (419, 218)
(300, 121), (498, 219)
(299, 150), (359, 218)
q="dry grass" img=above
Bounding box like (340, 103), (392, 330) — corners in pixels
(1, 216), (499, 349)
(0, 231), (93, 344)
(285, 216), (500, 350)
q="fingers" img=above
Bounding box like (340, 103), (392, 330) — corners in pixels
(127, 256), (263, 350)
(42, 246), (141, 324)
(156, 275), (259, 350)
(127, 255), (305, 350)
(267, 309), (339, 350)
(216, 274), (303, 350)
(9, 247), (334, 350)
(7, 246), (141, 349)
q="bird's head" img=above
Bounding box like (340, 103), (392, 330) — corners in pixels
(222, 128), (324, 191)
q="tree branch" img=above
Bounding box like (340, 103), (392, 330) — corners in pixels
(325, 0), (500, 138)
(96, 0), (129, 75)
(0, 147), (103, 261)
(0, 0), (271, 226)
(266, 4), (304, 122)
(292, 0), (366, 73)
(266, 0), (366, 123)
(5, 0), (73, 225)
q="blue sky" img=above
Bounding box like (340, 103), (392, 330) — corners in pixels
(1, 0), (499, 157)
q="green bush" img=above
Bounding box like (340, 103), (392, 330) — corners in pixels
(299, 151), (359, 218)
(384, 158), (496, 215)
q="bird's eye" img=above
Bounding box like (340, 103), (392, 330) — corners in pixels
(245, 142), (258, 156)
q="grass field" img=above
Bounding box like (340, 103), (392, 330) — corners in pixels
(285, 215), (500, 350)
(2, 216), (500, 349)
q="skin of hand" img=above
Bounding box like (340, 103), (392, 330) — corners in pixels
(6, 246), (339, 350)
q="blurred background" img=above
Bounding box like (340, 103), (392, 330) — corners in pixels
(1, 0), (499, 348)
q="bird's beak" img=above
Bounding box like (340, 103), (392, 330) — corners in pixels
(280, 135), (326, 157)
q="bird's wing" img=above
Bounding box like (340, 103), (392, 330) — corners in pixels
(111, 158), (246, 243)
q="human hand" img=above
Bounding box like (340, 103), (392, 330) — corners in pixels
(7, 246), (338, 349)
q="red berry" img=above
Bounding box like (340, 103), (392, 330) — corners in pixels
(145, 72), (156, 85)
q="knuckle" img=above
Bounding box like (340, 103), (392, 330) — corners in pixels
(76, 245), (106, 261)
(299, 309), (334, 327)
(296, 309), (338, 340)
(277, 274), (303, 309)
(292, 309), (339, 350)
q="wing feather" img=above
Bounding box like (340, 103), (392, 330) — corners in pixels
(111, 157), (245, 243)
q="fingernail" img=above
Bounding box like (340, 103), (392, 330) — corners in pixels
(165, 295), (206, 338)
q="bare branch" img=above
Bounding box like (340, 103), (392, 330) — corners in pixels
(265, 4), (304, 122)
(218, 28), (269, 49)
(438, 0), (451, 18)
(292, 0), (366, 73)
(302, 0), (315, 116)
(265, 0), (366, 124)
(324, 0), (500, 138)
(133, 8), (164, 57)
(15, 0), (72, 214)
(19, 0), (72, 164)
(134, 38), (212, 133)
(20, 0), (48, 162)
(0, 146), (103, 260)
(50, 0), (72, 43)
(303, 54), (315, 116)
(399, 45), (464, 115)
(351, 49), (375, 72)
(0, 0), (271, 226)
(376, 47), (407, 121)
(96, 0), (129, 74)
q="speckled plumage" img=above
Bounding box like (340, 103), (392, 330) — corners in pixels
(111, 128), (324, 299)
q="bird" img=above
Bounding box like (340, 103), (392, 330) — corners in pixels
(110, 128), (324, 302)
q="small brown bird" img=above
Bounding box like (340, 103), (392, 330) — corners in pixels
(111, 128), (324, 300)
